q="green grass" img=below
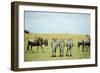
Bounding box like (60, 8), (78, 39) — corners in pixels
(24, 33), (90, 62)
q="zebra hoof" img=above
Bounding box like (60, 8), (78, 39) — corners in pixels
(54, 55), (56, 57)
(70, 55), (72, 56)
(52, 55), (56, 57)
(59, 55), (63, 57)
(66, 54), (68, 56)
(59, 55), (61, 57)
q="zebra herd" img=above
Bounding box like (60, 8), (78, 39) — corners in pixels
(51, 38), (73, 57)
(26, 37), (90, 57)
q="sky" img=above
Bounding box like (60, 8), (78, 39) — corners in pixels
(24, 11), (90, 34)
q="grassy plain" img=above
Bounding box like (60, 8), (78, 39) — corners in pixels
(24, 33), (90, 61)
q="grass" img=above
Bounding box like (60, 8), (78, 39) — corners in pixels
(24, 33), (90, 62)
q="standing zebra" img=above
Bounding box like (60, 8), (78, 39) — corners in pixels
(59, 39), (65, 56)
(66, 39), (73, 56)
(51, 38), (65, 57)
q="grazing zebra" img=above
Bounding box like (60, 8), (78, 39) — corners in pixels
(26, 37), (48, 53)
(66, 39), (73, 56)
(51, 38), (65, 57)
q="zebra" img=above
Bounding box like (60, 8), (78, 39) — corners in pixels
(66, 39), (73, 56)
(51, 38), (65, 57)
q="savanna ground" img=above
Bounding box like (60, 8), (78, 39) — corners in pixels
(24, 33), (90, 62)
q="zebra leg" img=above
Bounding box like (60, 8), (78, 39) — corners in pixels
(61, 48), (63, 57)
(52, 48), (54, 57)
(51, 47), (53, 57)
(54, 48), (56, 57)
(70, 49), (72, 56)
(59, 48), (61, 56)
(52, 48), (55, 57)
(66, 48), (69, 56)
(61, 48), (64, 57)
